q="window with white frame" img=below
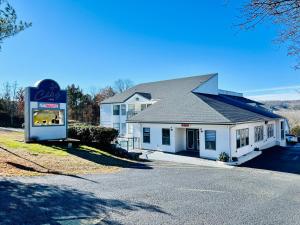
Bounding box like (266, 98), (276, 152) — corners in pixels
(121, 104), (126, 115)
(254, 125), (264, 142)
(236, 128), (249, 149)
(113, 105), (120, 115)
(162, 128), (170, 145)
(205, 130), (216, 150)
(143, 127), (150, 143)
(267, 124), (274, 138)
(113, 123), (120, 132)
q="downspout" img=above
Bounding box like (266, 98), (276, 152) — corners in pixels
(229, 125), (235, 162)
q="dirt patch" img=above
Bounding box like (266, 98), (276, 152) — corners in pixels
(0, 130), (144, 176)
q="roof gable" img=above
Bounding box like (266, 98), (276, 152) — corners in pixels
(102, 73), (217, 104)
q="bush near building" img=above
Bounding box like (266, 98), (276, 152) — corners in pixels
(68, 125), (118, 147)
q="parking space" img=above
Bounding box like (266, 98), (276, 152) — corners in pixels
(241, 145), (300, 175)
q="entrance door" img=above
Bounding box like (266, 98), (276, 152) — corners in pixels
(186, 129), (199, 151)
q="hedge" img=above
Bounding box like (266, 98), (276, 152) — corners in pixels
(0, 112), (24, 128)
(68, 125), (118, 147)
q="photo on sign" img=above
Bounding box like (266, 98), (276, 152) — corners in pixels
(33, 109), (65, 126)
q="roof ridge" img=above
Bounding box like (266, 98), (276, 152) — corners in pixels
(136, 73), (217, 86)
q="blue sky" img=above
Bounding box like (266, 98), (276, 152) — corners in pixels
(1, 0), (299, 100)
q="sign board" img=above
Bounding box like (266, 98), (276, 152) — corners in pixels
(181, 123), (190, 127)
(24, 79), (68, 142)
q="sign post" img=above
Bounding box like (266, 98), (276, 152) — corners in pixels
(24, 79), (68, 142)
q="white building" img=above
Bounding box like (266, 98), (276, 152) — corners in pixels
(100, 73), (288, 160)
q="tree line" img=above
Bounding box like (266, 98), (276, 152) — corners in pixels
(0, 79), (133, 127)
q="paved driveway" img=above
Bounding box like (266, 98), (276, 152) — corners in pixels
(241, 145), (300, 175)
(1, 156), (300, 225)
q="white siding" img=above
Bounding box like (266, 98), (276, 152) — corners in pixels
(231, 120), (280, 158)
(193, 74), (218, 95)
(100, 104), (112, 127)
(175, 128), (185, 151)
(140, 123), (176, 153)
(199, 125), (230, 159)
(133, 123), (230, 159)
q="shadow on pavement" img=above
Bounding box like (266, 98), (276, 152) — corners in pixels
(0, 179), (168, 225)
(240, 146), (300, 175)
(66, 147), (153, 170)
(5, 162), (99, 183)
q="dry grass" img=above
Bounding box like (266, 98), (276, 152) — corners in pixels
(0, 130), (139, 177)
(276, 110), (300, 128)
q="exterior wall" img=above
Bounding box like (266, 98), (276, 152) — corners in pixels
(175, 128), (185, 151)
(276, 119), (288, 147)
(132, 120), (286, 160)
(138, 123), (176, 153)
(100, 104), (112, 127)
(218, 89), (243, 97)
(230, 120), (281, 158)
(198, 124), (230, 159)
(133, 123), (231, 160)
(100, 93), (155, 136)
(193, 74), (218, 95)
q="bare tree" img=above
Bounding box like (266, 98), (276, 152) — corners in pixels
(114, 79), (134, 93)
(15, 86), (24, 117)
(10, 81), (17, 125)
(238, 0), (300, 69)
(2, 82), (11, 112)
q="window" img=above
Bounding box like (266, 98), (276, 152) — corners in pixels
(143, 127), (150, 143)
(205, 130), (216, 150)
(113, 123), (120, 132)
(236, 128), (249, 149)
(162, 128), (170, 145)
(121, 104), (126, 115)
(141, 104), (147, 111)
(121, 123), (126, 136)
(254, 126), (264, 142)
(267, 124), (274, 138)
(141, 104), (151, 111)
(113, 105), (120, 115)
(33, 109), (64, 126)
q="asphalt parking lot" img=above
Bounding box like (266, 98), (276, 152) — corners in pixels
(241, 144), (300, 175)
(1, 145), (300, 225)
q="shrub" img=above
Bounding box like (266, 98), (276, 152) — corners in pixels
(291, 125), (300, 136)
(218, 152), (229, 162)
(0, 112), (24, 128)
(68, 125), (118, 147)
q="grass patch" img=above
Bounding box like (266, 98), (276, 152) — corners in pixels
(78, 145), (115, 157)
(0, 135), (68, 156)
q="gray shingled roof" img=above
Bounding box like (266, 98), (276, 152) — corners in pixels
(102, 73), (216, 103)
(127, 92), (231, 124)
(103, 73), (282, 124)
